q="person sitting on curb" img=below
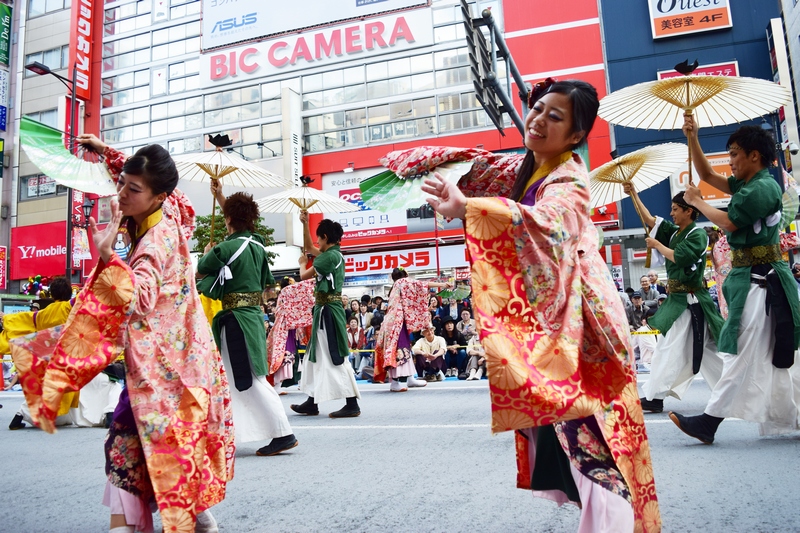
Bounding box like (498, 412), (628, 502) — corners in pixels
(412, 326), (447, 382)
(465, 337), (486, 381)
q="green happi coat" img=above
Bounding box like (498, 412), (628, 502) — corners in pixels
(306, 244), (348, 363)
(719, 169), (800, 354)
(648, 218), (724, 341)
(197, 231), (274, 376)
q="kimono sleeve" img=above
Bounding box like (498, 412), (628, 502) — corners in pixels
(313, 249), (337, 277)
(129, 245), (166, 317)
(672, 228), (708, 269)
(196, 242), (231, 276)
(653, 217), (678, 247)
(261, 254), (275, 288)
(727, 178), (782, 229)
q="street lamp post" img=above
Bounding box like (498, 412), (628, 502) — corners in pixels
(24, 61), (79, 282)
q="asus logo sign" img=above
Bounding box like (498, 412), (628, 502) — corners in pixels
(212, 13), (257, 33)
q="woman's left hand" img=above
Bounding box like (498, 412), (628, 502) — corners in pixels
(89, 199), (122, 264)
(421, 172), (467, 220)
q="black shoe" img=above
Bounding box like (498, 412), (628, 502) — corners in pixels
(639, 397), (664, 413)
(9, 413), (26, 430)
(329, 403), (361, 418)
(290, 398), (319, 416)
(256, 434), (298, 456)
(669, 412), (715, 444)
(103, 413), (113, 428)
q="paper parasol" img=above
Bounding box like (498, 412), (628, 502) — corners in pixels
(360, 161), (473, 212)
(19, 116), (117, 196)
(589, 143), (688, 208)
(256, 178), (361, 214)
(598, 75), (792, 130)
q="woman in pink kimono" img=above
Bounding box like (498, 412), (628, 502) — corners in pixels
(388, 79), (659, 532)
(11, 137), (234, 533)
(374, 267), (450, 391)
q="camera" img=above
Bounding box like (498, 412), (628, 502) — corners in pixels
(784, 141), (800, 155)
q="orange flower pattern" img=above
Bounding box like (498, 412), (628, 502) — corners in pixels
(10, 150), (235, 529)
(460, 153), (659, 532)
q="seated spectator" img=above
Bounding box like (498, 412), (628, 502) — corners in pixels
(412, 326), (446, 382)
(441, 317), (467, 377)
(371, 296), (385, 320)
(639, 275), (660, 308)
(342, 294), (350, 318)
(633, 308), (661, 373)
(626, 291), (649, 331)
(357, 302), (373, 330)
(347, 299), (360, 322)
(346, 317), (367, 376)
(438, 298), (463, 321)
(428, 295), (443, 337)
(364, 316), (380, 352)
(657, 293), (667, 307)
(456, 309), (478, 344)
(465, 337), (486, 381)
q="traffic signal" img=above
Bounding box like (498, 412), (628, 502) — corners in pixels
(462, 0), (504, 134)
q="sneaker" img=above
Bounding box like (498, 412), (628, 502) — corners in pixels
(466, 369), (477, 381)
(407, 375), (427, 388)
(9, 413), (25, 430)
(639, 397), (663, 413)
(256, 434), (299, 456)
(436, 370), (445, 381)
(389, 380), (408, 393)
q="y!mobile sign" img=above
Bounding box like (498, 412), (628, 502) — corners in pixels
(10, 222), (69, 279)
(201, 9), (433, 85)
(202, 0), (428, 50)
(648, 0), (732, 40)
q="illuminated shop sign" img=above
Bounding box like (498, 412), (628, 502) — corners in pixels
(201, 9), (433, 85)
(202, 0), (428, 50)
(647, 0), (732, 40)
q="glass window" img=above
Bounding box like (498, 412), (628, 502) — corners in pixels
(322, 69), (344, 89)
(303, 91), (323, 111)
(389, 101), (413, 120)
(241, 86), (260, 103)
(185, 113), (202, 130)
(387, 58), (410, 78)
(411, 72), (435, 92)
(343, 84), (366, 104)
(152, 103), (168, 120)
(367, 80), (389, 100)
(261, 99), (280, 117)
(366, 62), (387, 82)
(342, 66), (365, 84)
(368, 104), (389, 125)
(323, 87), (344, 107)
(389, 76), (412, 96)
(20, 175), (67, 201)
(262, 81), (280, 100)
(434, 25), (457, 43)
(242, 125), (260, 144)
(344, 109), (366, 128)
(262, 122), (281, 140)
(185, 96), (202, 113)
(414, 97), (436, 117)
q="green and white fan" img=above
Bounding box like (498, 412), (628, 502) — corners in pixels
(360, 161), (473, 212)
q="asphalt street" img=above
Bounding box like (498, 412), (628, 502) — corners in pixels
(1, 375), (799, 533)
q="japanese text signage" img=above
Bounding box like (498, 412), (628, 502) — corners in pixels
(344, 244), (467, 276)
(69, 0), (95, 101)
(201, 9), (433, 85)
(657, 61), (738, 80)
(0, 246), (6, 290)
(0, 4), (11, 66)
(201, 0), (428, 50)
(648, 0), (732, 40)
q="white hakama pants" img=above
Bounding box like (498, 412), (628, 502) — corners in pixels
(642, 308), (723, 401)
(705, 284), (800, 435)
(301, 326), (360, 404)
(221, 328), (293, 444)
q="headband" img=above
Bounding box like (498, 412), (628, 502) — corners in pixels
(527, 77), (556, 109)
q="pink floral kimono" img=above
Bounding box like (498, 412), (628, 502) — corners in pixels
(383, 146), (660, 533)
(11, 148), (235, 533)
(267, 279), (315, 376)
(374, 277), (432, 383)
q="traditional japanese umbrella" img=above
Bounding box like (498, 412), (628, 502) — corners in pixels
(255, 176), (362, 214)
(589, 143), (688, 267)
(359, 161), (474, 212)
(598, 63), (792, 183)
(19, 116), (117, 196)
(173, 134), (290, 242)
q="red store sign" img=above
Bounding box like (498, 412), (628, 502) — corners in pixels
(69, 0), (94, 101)
(344, 244), (467, 275)
(10, 221), (69, 280)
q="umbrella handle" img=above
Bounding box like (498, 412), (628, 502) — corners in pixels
(685, 105), (694, 187)
(209, 194), (217, 247)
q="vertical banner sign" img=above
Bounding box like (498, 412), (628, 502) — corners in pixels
(0, 69), (8, 131)
(282, 88), (304, 247)
(68, 0), (93, 101)
(0, 246), (6, 290)
(70, 189), (84, 269)
(0, 4), (11, 66)
(0, 139), (4, 180)
(767, 18), (800, 173)
(648, 0), (732, 40)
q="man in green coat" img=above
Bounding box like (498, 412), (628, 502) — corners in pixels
(671, 118), (800, 444)
(198, 188), (297, 456)
(625, 184), (724, 413)
(290, 212), (361, 418)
